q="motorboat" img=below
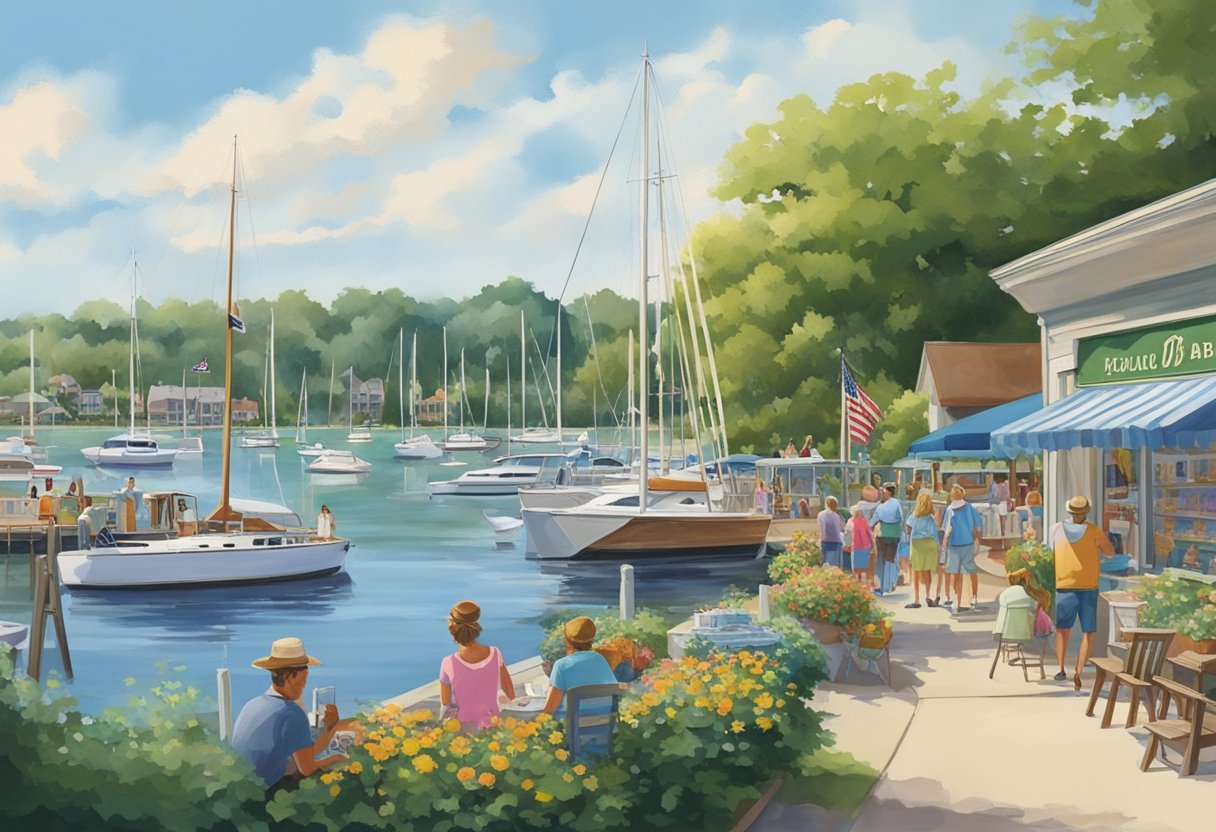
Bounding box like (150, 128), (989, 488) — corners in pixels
(309, 450), (372, 474)
(57, 139), (349, 589)
(81, 432), (178, 468)
(346, 429), (373, 443)
(0, 436), (62, 481)
(239, 433), (279, 448)
(428, 453), (565, 497)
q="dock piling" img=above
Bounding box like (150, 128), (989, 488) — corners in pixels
(758, 584), (771, 622)
(217, 668), (233, 741)
(619, 564), (635, 620)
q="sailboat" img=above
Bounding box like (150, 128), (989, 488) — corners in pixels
(394, 329), (442, 459)
(440, 344), (493, 451)
(240, 308), (280, 448)
(512, 310), (563, 444)
(0, 330), (62, 481)
(174, 368), (204, 455)
(520, 49), (769, 559)
(58, 138), (350, 588)
(295, 369), (327, 457)
(345, 365), (373, 443)
(80, 253), (178, 468)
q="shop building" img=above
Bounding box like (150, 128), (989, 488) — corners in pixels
(989, 179), (1216, 577)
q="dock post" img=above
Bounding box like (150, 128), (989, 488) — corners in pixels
(217, 668), (233, 741)
(619, 564), (635, 620)
(758, 584), (771, 622)
(26, 554), (72, 681)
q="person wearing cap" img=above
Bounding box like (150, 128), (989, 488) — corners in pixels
(439, 600), (515, 732)
(1051, 495), (1114, 690)
(542, 617), (618, 716)
(231, 637), (358, 790)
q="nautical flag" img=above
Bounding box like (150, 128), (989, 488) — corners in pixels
(228, 303), (245, 333)
(842, 361), (883, 444)
(191, 358), (210, 373)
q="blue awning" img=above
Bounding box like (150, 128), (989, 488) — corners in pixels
(990, 376), (1216, 454)
(909, 394), (1041, 459)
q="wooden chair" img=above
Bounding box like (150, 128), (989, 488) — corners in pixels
(564, 683), (627, 760)
(1141, 676), (1216, 776)
(1085, 628), (1174, 728)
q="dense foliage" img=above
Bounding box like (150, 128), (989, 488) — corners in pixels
(537, 608), (672, 664)
(1004, 540), (1056, 615)
(1136, 572), (1216, 641)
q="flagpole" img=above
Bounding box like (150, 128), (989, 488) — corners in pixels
(839, 350), (848, 463)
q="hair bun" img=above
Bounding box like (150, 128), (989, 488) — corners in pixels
(449, 600), (481, 624)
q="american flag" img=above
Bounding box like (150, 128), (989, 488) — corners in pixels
(843, 361), (883, 444)
(191, 358), (209, 373)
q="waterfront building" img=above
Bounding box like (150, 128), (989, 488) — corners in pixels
(915, 342), (1041, 431)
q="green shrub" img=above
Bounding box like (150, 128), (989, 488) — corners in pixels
(538, 608), (672, 663)
(770, 565), (884, 628)
(1137, 571), (1216, 639)
(1004, 540), (1055, 614)
(767, 531), (821, 583)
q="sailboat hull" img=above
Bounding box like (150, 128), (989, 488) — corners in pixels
(58, 535), (350, 588)
(394, 438), (443, 459)
(522, 507), (770, 560)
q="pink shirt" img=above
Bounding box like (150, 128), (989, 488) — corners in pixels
(848, 516), (874, 550)
(439, 646), (505, 731)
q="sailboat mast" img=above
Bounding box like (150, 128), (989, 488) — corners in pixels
(181, 368), (187, 435)
(628, 330), (635, 457)
(129, 248), (137, 434)
(28, 329), (35, 441)
(520, 310), (526, 431)
(483, 363), (490, 432)
(638, 46), (651, 512)
(443, 326), (449, 439)
(410, 331), (418, 435)
(460, 348), (467, 433)
(327, 359), (335, 426)
(216, 139), (237, 518)
(348, 366), (354, 432)
(398, 329), (405, 441)
(506, 352), (512, 455)
(269, 309), (277, 438)
(556, 303), (562, 444)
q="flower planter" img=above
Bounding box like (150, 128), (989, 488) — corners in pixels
(1173, 634), (1216, 655)
(801, 618), (842, 644)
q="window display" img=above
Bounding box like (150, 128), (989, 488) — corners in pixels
(1102, 447), (1139, 571)
(1151, 450), (1216, 575)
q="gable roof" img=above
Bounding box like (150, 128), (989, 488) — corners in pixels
(918, 342), (1041, 407)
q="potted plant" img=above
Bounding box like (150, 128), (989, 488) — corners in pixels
(771, 564), (881, 644)
(1004, 539), (1055, 614)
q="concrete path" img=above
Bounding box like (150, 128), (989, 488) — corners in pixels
(753, 566), (1216, 832)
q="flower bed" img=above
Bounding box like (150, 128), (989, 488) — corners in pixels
(1136, 571), (1216, 642)
(770, 564), (884, 630)
(538, 608), (671, 664)
(768, 531), (822, 582)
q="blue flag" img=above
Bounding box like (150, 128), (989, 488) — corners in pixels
(228, 304), (245, 333)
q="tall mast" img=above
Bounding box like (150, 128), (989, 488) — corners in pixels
(410, 331), (418, 435)
(214, 137), (238, 520)
(181, 368), (187, 435)
(483, 363), (490, 432)
(520, 310), (526, 431)
(129, 248), (137, 434)
(638, 45), (651, 512)
(27, 329), (35, 442)
(556, 303), (562, 444)
(269, 309), (277, 438)
(398, 328), (405, 441)
(506, 348), (512, 455)
(348, 366), (354, 432)
(443, 326), (449, 439)
(628, 330), (635, 458)
(327, 359), (335, 426)
(460, 348), (467, 433)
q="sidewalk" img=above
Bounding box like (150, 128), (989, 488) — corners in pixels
(753, 565), (1216, 832)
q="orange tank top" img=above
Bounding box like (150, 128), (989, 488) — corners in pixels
(1052, 523), (1104, 590)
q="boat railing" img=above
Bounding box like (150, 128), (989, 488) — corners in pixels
(0, 497), (38, 523)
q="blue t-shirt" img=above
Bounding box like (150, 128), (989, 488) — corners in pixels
(550, 650), (618, 717)
(944, 502), (982, 546)
(231, 692), (314, 787)
(873, 498), (903, 539)
(905, 514), (939, 541)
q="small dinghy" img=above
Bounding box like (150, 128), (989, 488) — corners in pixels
(481, 509), (524, 535)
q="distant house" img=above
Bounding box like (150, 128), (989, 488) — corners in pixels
(231, 397), (260, 424)
(350, 374), (385, 423)
(915, 342), (1042, 432)
(417, 388), (446, 425)
(78, 390), (104, 416)
(48, 374), (82, 400)
(146, 385), (229, 426)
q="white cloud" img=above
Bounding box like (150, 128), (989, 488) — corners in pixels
(0, 73), (99, 207)
(803, 19), (852, 60)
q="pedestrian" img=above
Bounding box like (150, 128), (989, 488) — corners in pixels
(942, 485), (983, 611)
(782, 439), (797, 458)
(117, 476), (142, 532)
(231, 638), (360, 791)
(317, 505), (336, 539)
(870, 484), (903, 595)
(817, 496), (844, 569)
(1051, 495), (1114, 690)
(904, 492), (940, 608)
(988, 474), (1011, 536)
(847, 505), (874, 586)
(76, 507), (92, 550)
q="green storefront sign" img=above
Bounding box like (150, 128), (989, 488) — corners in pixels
(1077, 313), (1216, 386)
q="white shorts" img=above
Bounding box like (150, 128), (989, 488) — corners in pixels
(995, 503), (1009, 516)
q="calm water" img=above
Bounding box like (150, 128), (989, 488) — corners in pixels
(0, 427), (766, 715)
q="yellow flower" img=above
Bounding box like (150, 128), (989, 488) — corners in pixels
(448, 736), (471, 757)
(346, 761), (363, 775)
(320, 772), (337, 785)
(731, 720), (745, 733)
(584, 775), (599, 791)
(490, 754), (509, 772)
(478, 771), (496, 787)
(391, 725), (406, 738)
(488, 741), (501, 751)
(776, 698), (786, 709)
(694, 697), (710, 709)
(664, 707), (677, 719)
(443, 718), (462, 734)
(563, 772), (574, 783)
(521, 778), (535, 791)
(401, 738), (420, 756)
(329, 784), (341, 797)
(456, 767), (475, 783)
(754, 692), (774, 710)
(412, 754), (438, 774)
(717, 698), (734, 716)
(642, 692), (660, 708)
(548, 731), (564, 745)
(535, 791), (554, 803)
(573, 763), (587, 776)
(555, 748), (569, 761)
(756, 716), (774, 731)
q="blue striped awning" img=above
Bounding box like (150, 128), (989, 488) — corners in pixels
(990, 376), (1216, 454)
(909, 394), (1040, 459)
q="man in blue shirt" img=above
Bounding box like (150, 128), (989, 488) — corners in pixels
(871, 484), (904, 594)
(542, 617), (619, 717)
(231, 637), (358, 790)
(942, 485), (984, 611)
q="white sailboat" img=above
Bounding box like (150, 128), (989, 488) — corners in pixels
(308, 449), (372, 474)
(295, 369), (327, 457)
(395, 329), (441, 459)
(441, 344), (492, 451)
(174, 368), (204, 455)
(59, 139), (349, 588)
(520, 49), (769, 560)
(240, 308), (280, 448)
(80, 253), (178, 468)
(346, 365), (372, 442)
(512, 310), (563, 444)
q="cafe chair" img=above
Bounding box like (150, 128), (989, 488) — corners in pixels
(1086, 628), (1174, 729)
(1141, 676), (1216, 777)
(989, 583), (1045, 682)
(565, 683), (627, 760)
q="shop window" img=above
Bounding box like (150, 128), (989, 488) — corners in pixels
(1101, 448), (1139, 576)
(1151, 450), (1216, 576)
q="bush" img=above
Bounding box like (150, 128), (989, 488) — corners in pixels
(0, 647), (265, 832)
(538, 608), (672, 663)
(1004, 540), (1055, 614)
(770, 565), (883, 628)
(1136, 572), (1216, 640)
(767, 531), (821, 583)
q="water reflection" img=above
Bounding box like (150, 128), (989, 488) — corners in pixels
(534, 556), (769, 610)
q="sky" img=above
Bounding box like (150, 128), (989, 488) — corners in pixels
(1, 0), (1080, 318)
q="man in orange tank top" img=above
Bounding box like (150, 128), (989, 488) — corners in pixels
(1052, 494), (1114, 690)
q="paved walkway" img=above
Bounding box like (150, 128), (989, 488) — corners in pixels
(753, 564), (1216, 832)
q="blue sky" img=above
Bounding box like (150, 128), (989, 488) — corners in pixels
(1, 0), (1078, 316)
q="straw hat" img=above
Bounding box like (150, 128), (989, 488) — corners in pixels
(1066, 495), (1090, 515)
(251, 637), (321, 670)
(564, 616), (597, 645)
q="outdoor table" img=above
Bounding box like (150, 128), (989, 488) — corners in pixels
(1161, 651), (1216, 719)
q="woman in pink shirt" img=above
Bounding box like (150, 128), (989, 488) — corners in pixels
(439, 600), (515, 732)
(847, 506), (874, 586)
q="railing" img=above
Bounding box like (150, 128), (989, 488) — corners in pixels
(0, 497), (38, 521)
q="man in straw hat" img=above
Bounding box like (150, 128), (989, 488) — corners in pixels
(1051, 495), (1114, 690)
(231, 637), (360, 789)
(542, 616), (618, 716)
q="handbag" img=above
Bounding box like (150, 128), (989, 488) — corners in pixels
(896, 531), (910, 559)
(1034, 606), (1054, 637)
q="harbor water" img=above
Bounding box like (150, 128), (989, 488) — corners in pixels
(0, 427), (767, 715)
